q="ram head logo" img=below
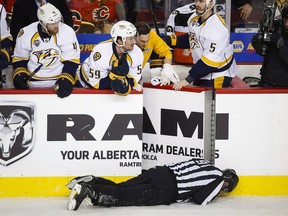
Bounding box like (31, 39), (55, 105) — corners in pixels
(0, 108), (34, 166)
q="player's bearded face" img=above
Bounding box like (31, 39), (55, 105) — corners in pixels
(195, 0), (207, 16)
(47, 22), (60, 35)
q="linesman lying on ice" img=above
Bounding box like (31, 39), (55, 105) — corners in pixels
(66, 158), (239, 210)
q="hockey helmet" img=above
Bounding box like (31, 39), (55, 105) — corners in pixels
(222, 169), (239, 193)
(110, 21), (137, 47)
(37, 3), (62, 31)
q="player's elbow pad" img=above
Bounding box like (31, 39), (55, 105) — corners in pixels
(162, 34), (177, 48)
(163, 33), (190, 49)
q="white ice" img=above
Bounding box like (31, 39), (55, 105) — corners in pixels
(1, 196), (288, 216)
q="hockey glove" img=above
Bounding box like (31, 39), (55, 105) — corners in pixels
(160, 63), (180, 84)
(111, 77), (131, 96)
(12, 67), (30, 89)
(110, 55), (129, 79)
(0, 49), (9, 70)
(53, 73), (76, 98)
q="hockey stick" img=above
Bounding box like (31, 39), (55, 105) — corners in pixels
(145, 0), (164, 68)
(146, 0), (160, 35)
(28, 64), (43, 80)
(28, 58), (51, 80)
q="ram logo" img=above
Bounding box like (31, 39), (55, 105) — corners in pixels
(0, 102), (35, 166)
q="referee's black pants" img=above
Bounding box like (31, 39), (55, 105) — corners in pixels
(90, 166), (177, 206)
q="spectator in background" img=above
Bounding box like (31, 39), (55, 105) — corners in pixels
(10, 0), (73, 46)
(12, 3), (80, 98)
(232, 0), (253, 20)
(69, 0), (126, 34)
(124, 0), (136, 23)
(0, 4), (12, 71)
(252, 4), (288, 87)
(66, 158), (239, 210)
(134, 0), (166, 23)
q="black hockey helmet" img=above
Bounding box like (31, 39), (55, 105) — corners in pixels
(222, 169), (239, 193)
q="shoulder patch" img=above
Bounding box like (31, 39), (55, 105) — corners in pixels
(93, 52), (101, 61)
(17, 29), (24, 38)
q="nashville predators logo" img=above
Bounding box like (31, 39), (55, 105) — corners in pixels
(188, 32), (200, 50)
(32, 49), (59, 66)
(92, 6), (110, 22)
(93, 52), (101, 61)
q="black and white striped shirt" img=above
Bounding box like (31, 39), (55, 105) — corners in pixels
(167, 158), (224, 205)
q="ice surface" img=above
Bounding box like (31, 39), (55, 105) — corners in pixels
(1, 196), (288, 216)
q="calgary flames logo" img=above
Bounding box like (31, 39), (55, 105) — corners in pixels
(92, 6), (110, 22)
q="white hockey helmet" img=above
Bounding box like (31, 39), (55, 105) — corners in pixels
(37, 3), (62, 32)
(110, 21), (137, 47)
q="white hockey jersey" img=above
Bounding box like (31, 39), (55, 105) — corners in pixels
(12, 22), (80, 88)
(166, 3), (196, 34)
(187, 13), (238, 80)
(78, 40), (143, 89)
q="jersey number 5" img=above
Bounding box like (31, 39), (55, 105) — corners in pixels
(209, 43), (216, 52)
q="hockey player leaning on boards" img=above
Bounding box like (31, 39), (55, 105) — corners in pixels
(164, 0), (238, 89)
(66, 158), (239, 210)
(75, 20), (144, 96)
(12, 3), (80, 98)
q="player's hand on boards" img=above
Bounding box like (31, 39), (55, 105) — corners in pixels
(54, 73), (75, 98)
(159, 75), (170, 86)
(12, 67), (30, 89)
(133, 83), (143, 92)
(172, 79), (189, 91)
